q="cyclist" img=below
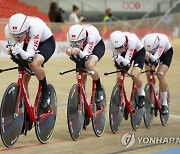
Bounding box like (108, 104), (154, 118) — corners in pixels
(66, 24), (105, 106)
(4, 13), (56, 110)
(110, 31), (145, 108)
(142, 33), (173, 115)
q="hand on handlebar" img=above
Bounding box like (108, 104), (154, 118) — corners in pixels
(114, 61), (131, 72)
(11, 44), (22, 56)
(66, 48), (80, 56)
(145, 51), (151, 60)
(145, 59), (159, 67)
(70, 55), (89, 65)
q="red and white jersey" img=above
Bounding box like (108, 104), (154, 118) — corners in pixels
(69, 24), (102, 55)
(5, 16), (52, 53)
(142, 33), (172, 61)
(113, 32), (143, 62)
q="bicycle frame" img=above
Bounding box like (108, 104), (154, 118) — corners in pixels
(118, 72), (136, 114)
(78, 71), (104, 118)
(15, 70), (53, 122)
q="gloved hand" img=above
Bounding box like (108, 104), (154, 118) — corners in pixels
(66, 48), (72, 56)
(71, 48), (80, 55)
(11, 44), (22, 55)
(115, 55), (124, 65)
(5, 46), (12, 55)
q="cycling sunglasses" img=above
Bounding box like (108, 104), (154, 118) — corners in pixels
(115, 44), (125, 50)
(12, 30), (27, 38)
(71, 39), (84, 46)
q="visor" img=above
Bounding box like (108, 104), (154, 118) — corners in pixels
(70, 39), (84, 46)
(115, 44), (125, 50)
(12, 30), (27, 38)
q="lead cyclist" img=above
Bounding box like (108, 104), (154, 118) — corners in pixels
(142, 33), (173, 115)
(4, 13), (56, 109)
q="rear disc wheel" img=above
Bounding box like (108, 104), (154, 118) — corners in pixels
(131, 88), (144, 131)
(92, 87), (107, 137)
(35, 84), (57, 143)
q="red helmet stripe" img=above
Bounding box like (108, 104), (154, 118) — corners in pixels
(77, 28), (85, 40)
(19, 16), (27, 32)
(153, 36), (159, 47)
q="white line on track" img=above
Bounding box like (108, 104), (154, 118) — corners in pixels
(170, 114), (180, 119)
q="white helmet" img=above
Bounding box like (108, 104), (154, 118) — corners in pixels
(8, 13), (29, 34)
(68, 24), (86, 42)
(143, 34), (159, 51)
(110, 31), (126, 48)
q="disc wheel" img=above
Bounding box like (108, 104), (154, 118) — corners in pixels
(109, 84), (124, 134)
(92, 87), (107, 137)
(143, 83), (155, 128)
(0, 83), (24, 147)
(35, 84), (57, 143)
(131, 88), (144, 130)
(67, 84), (84, 140)
(160, 89), (170, 126)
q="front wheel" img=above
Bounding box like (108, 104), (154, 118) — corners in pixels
(109, 84), (124, 134)
(67, 84), (84, 141)
(0, 83), (24, 147)
(35, 84), (57, 144)
(92, 87), (107, 137)
(143, 83), (154, 128)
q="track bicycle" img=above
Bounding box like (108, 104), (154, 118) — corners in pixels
(142, 62), (170, 128)
(0, 55), (57, 147)
(104, 66), (144, 133)
(60, 56), (106, 140)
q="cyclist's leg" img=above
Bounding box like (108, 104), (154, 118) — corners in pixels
(157, 48), (173, 114)
(157, 64), (169, 114)
(29, 36), (55, 109)
(85, 55), (103, 98)
(85, 39), (105, 103)
(131, 48), (145, 108)
(157, 64), (168, 100)
(116, 72), (121, 84)
(131, 67), (145, 107)
(145, 63), (150, 82)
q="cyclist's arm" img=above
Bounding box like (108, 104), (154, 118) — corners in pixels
(115, 46), (135, 66)
(81, 33), (97, 58)
(4, 25), (17, 54)
(149, 45), (164, 62)
(124, 39), (136, 64)
(24, 29), (43, 60)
